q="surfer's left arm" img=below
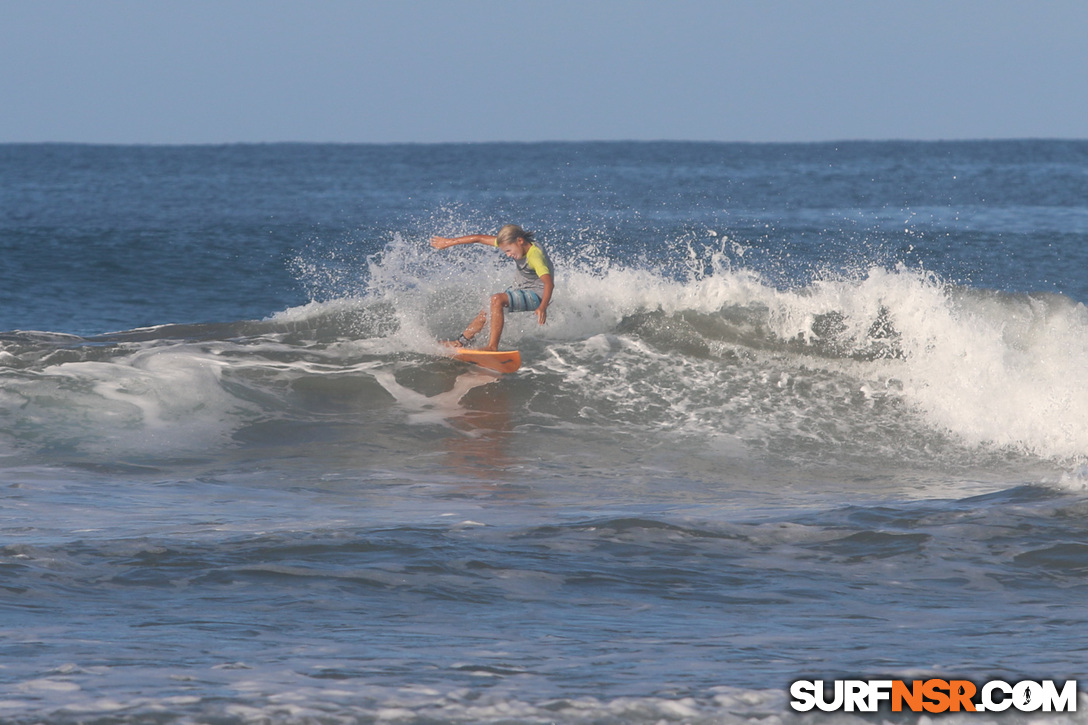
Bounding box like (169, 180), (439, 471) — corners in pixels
(536, 273), (554, 325)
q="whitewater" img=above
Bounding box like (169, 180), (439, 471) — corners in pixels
(2, 140), (1088, 723)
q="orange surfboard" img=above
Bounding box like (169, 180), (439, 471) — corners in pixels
(444, 346), (522, 373)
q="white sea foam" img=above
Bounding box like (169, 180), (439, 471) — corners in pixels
(7, 673), (1086, 725)
(8, 233), (1088, 467)
(4, 341), (260, 457)
(278, 232), (1088, 463)
(755, 265), (1088, 460)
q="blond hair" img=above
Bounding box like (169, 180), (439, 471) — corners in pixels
(495, 224), (535, 246)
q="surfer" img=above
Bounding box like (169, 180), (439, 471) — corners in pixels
(431, 224), (554, 351)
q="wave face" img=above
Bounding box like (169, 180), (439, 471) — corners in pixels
(5, 233), (1087, 475)
(3, 141), (1088, 724)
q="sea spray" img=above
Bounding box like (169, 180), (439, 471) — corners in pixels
(4, 141), (1088, 725)
(280, 230), (1088, 462)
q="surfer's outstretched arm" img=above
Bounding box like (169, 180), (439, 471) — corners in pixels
(431, 235), (497, 250)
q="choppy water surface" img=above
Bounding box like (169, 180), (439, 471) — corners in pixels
(2, 141), (1088, 723)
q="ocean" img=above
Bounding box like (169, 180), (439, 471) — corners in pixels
(2, 140), (1088, 723)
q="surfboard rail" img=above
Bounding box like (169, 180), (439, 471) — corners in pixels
(443, 346), (522, 373)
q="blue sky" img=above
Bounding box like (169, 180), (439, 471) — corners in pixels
(3, 0), (1086, 144)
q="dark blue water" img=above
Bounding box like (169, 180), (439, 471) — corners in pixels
(5, 141), (1087, 335)
(2, 141), (1088, 723)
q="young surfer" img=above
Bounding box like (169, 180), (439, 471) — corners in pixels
(431, 224), (554, 351)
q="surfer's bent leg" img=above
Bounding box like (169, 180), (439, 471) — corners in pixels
(485, 293), (510, 351)
(480, 289), (541, 350)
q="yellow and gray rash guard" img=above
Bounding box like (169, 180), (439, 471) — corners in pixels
(496, 241), (554, 294)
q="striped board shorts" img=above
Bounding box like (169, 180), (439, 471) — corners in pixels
(506, 289), (543, 312)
